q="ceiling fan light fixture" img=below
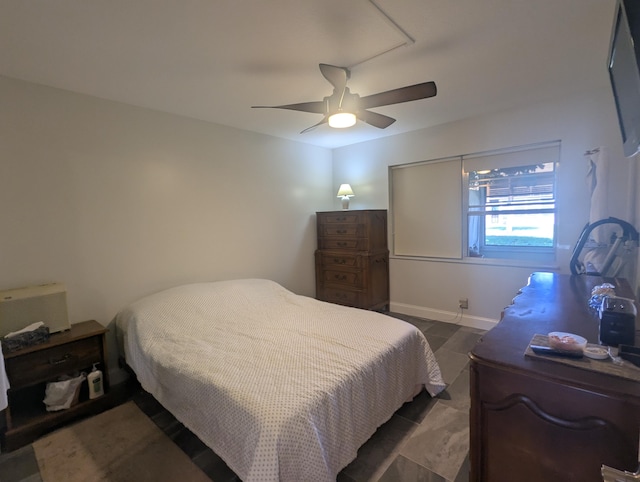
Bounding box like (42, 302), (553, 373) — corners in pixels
(252, 64), (437, 133)
(328, 111), (356, 129)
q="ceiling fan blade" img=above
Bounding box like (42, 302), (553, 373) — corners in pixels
(359, 81), (437, 109)
(300, 117), (328, 134)
(252, 101), (325, 114)
(357, 110), (396, 129)
(319, 63), (350, 92)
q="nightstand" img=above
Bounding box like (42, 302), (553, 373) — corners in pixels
(1, 320), (113, 451)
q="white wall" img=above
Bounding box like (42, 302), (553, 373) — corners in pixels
(333, 86), (637, 328)
(4, 74), (638, 375)
(0, 76), (333, 379)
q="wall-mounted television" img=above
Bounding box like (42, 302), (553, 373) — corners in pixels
(608, 0), (640, 158)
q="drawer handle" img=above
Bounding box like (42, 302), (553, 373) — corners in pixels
(333, 258), (346, 264)
(337, 242), (348, 247)
(334, 274), (347, 281)
(334, 217), (347, 222)
(336, 229), (347, 234)
(49, 354), (74, 365)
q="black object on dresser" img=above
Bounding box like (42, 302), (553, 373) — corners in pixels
(469, 272), (640, 482)
(315, 209), (389, 310)
(1, 320), (114, 451)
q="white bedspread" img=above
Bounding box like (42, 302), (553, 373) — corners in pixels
(116, 279), (444, 482)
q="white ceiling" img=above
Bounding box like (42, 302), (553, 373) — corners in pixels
(0, 0), (617, 149)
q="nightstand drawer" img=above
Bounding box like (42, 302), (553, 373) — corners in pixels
(5, 337), (102, 389)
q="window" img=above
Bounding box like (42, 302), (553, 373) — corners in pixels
(464, 143), (559, 261)
(389, 141), (559, 263)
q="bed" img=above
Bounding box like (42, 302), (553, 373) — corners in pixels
(115, 278), (445, 482)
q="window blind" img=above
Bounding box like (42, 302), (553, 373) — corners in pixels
(390, 158), (462, 258)
(463, 142), (560, 173)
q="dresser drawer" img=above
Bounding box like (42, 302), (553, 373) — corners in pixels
(317, 212), (363, 225)
(318, 238), (372, 251)
(316, 252), (361, 268)
(317, 287), (362, 306)
(5, 336), (102, 389)
(318, 223), (364, 238)
(317, 210), (387, 252)
(320, 268), (363, 288)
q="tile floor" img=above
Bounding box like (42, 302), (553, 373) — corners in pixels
(0, 314), (485, 482)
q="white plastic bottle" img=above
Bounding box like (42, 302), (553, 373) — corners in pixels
(87, 363), (104, 399)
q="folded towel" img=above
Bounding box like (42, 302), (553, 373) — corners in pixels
(4, 321), (45, 339)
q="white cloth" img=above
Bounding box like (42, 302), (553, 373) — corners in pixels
(43, 373), (86, 411)
(586, 147), (608, 220)
(0, 343), (9, 411)
(584, 147), (612, 273)
(585, 147), (609, 241)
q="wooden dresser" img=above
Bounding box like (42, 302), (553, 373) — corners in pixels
(469, 272), (640, 482)
(315, 209), (389, 310)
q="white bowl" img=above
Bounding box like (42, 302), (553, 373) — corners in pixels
(583, 346), (609, 360)
(548, 332), (587, 353)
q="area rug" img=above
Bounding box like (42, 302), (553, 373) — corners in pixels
(32, 401), (211, 482)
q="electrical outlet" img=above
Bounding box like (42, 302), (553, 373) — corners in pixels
(459, 298), (469, 310)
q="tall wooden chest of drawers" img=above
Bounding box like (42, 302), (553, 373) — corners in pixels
(315, 210), (389, 310)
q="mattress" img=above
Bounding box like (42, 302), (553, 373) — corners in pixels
(115, 279), (445, 481)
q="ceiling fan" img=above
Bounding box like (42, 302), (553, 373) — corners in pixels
(252, 63), (437, 133)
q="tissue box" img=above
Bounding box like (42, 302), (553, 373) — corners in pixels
(1, 325), (50, 353)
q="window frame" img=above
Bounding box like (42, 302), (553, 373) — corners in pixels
(463, 143), (559, 262)
(388, 141), (560, 265)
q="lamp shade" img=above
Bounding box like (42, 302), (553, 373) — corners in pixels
(336, 184), (355, 198)
(328, 112), (356, 128)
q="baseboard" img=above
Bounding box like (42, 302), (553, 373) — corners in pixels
(390, 302), (498, 331)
